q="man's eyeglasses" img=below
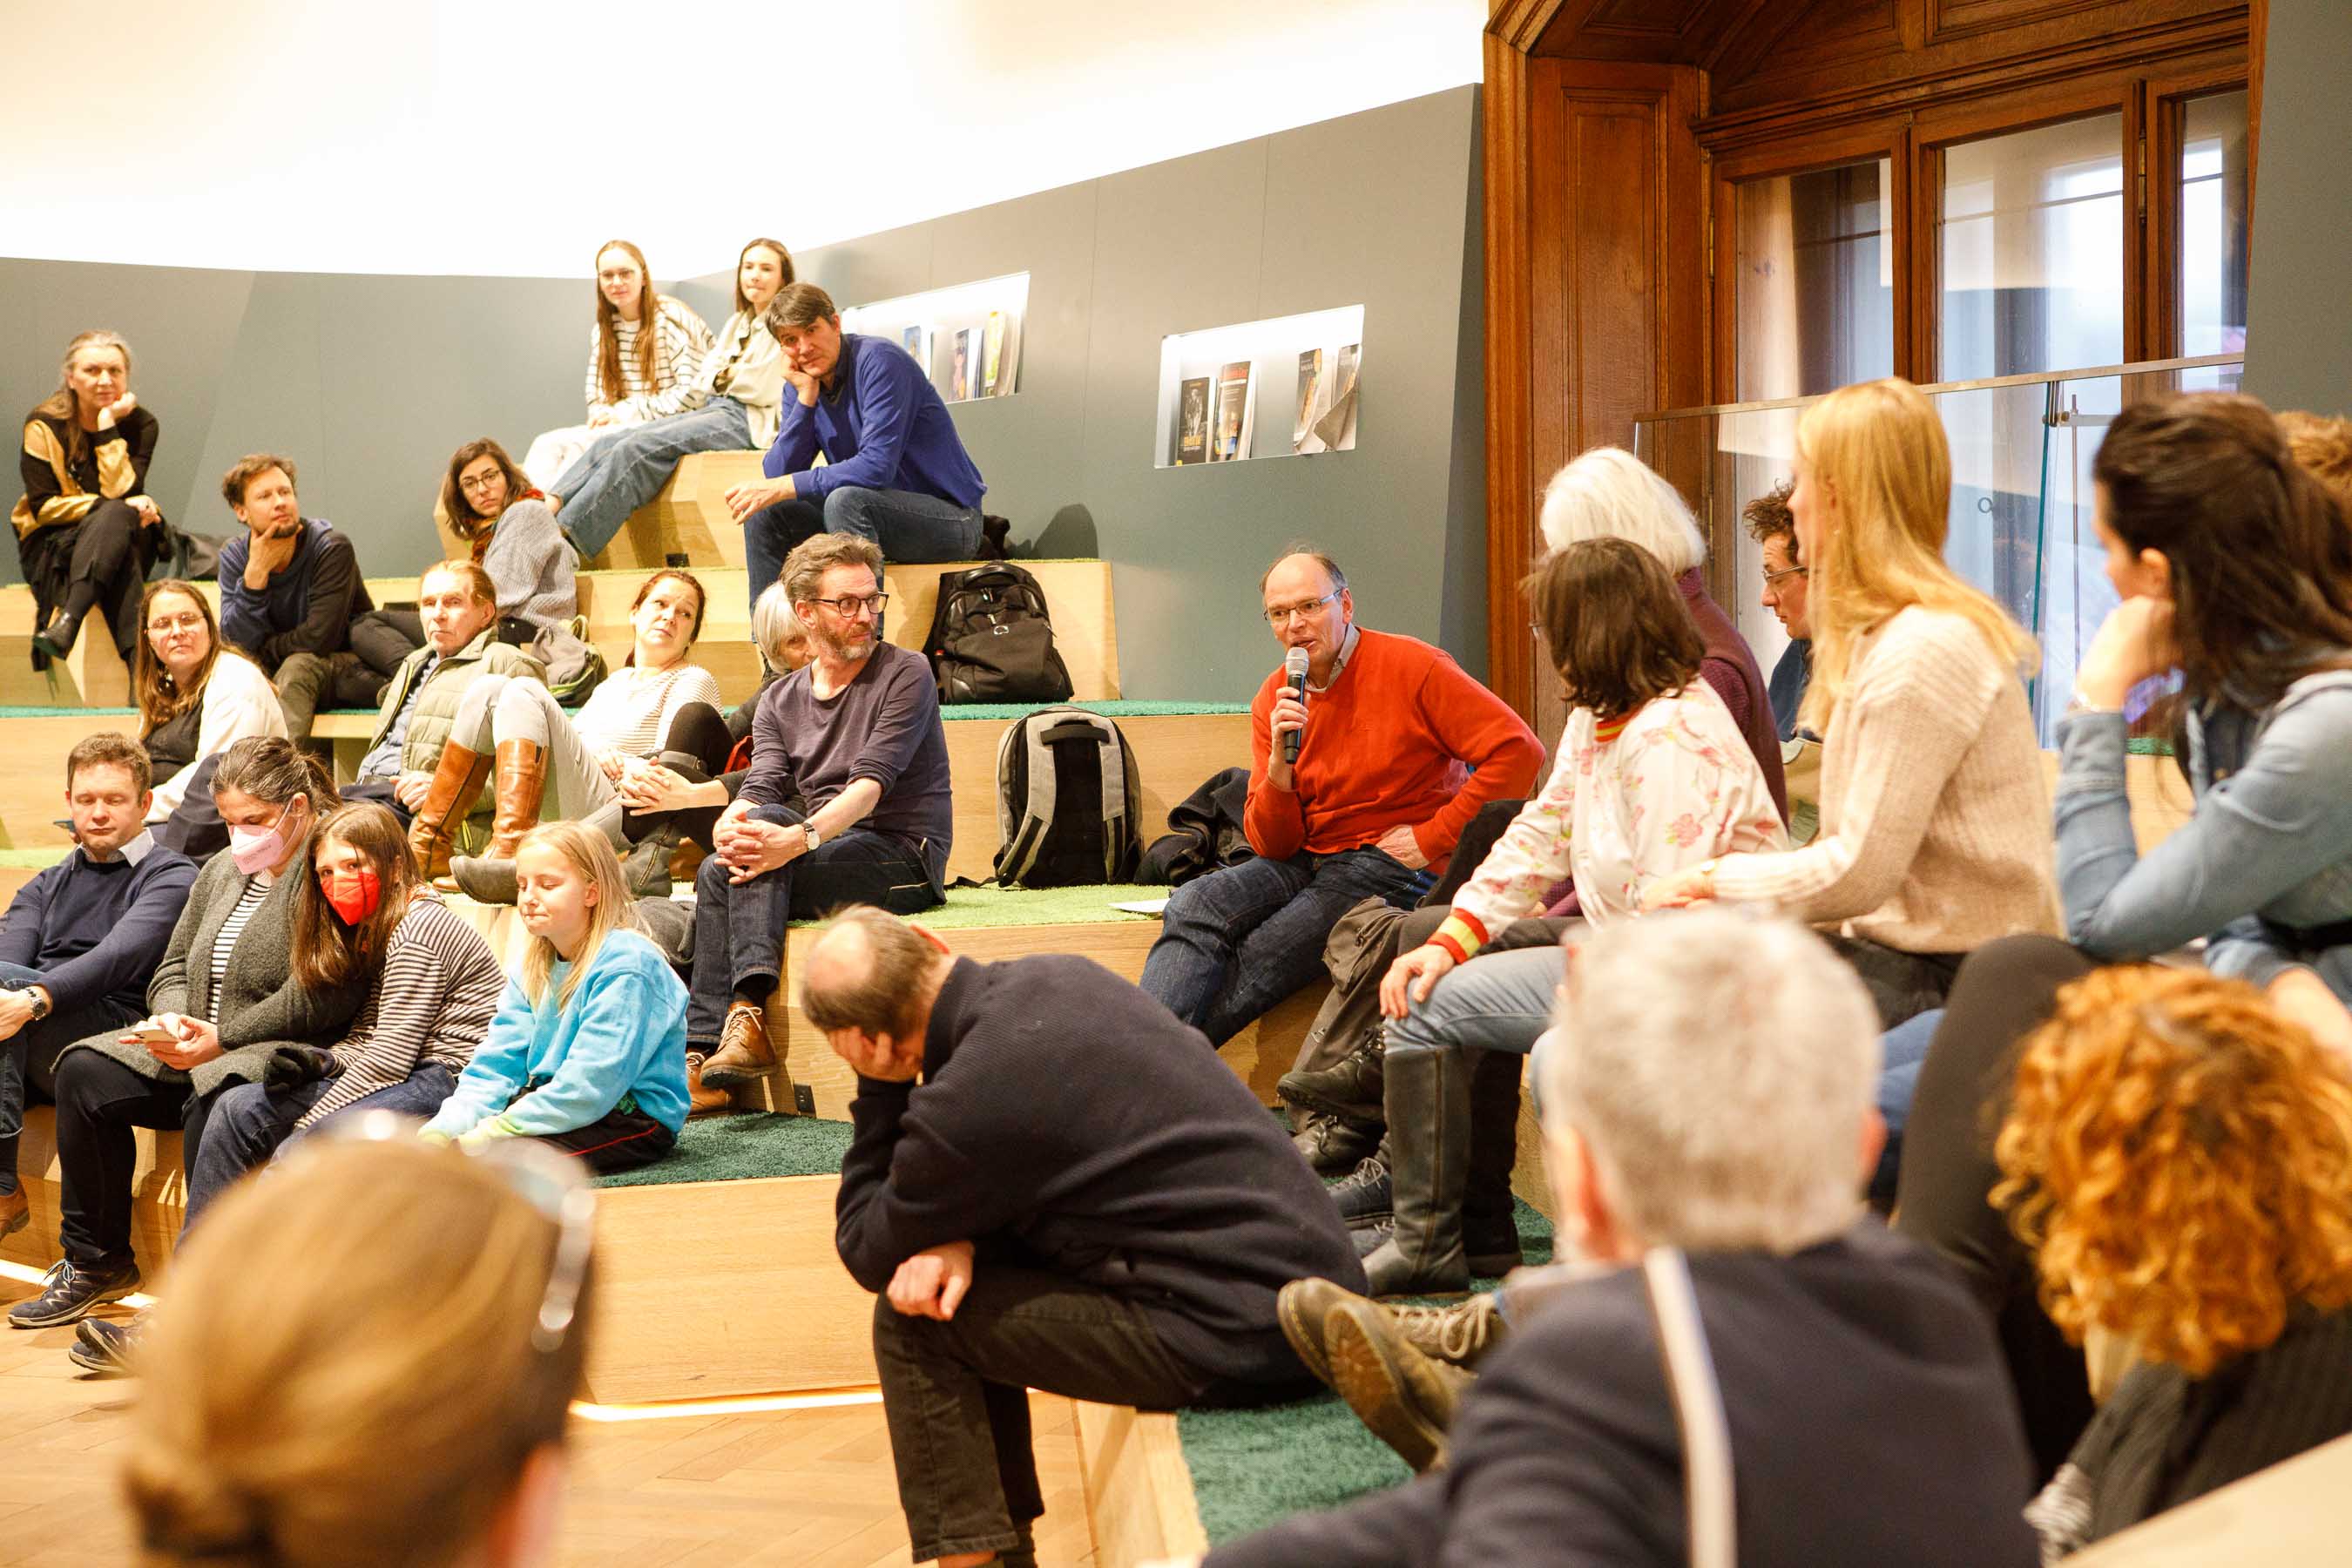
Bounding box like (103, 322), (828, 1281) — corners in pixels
(1264, 592), (1340, 627)
(302, 1111), (597, 1355)
(1762, 565), (1809, 587)
(807, 593), (889, 618)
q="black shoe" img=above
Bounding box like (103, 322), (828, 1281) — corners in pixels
(68, 1314), (143, 1377)
(449, 855), (518, 905)
(1353, 1217), (1394, 1258)
(1292, 1112), (1382, 1177)
(1463, 1212), (1524, 1279)
(1279, 1025), (1388, 1121)
(1329, 1147), (1393, 1227)
(622, 826), (679, 897)
(29, 613), (78, 663)
(7, 1257), (139, 1329)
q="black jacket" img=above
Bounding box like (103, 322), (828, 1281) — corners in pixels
(835, 953), (1366, 1384)
(1208, 1222), (2038, 1568)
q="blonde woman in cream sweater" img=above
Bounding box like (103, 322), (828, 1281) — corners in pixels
(1644, 378), (2058, 1024)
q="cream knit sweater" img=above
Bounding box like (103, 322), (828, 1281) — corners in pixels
(1709, 606), (2059, 953)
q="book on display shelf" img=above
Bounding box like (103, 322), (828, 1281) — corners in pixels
(1293, 348), (1326, 454)
(1310, 341), (1360, 453)
(901, 324), (929, 375)
(983, 311), (1005, 395)
(950, 328), (975, 401)
(1174, 377), (1212, 464)
(1210, 360), (1254, 462)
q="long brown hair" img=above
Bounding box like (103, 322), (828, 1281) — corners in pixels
(591, 239), (662, 405)
(438, 436), (537, 543)
(2094, 393), (2352, 725)
(211, 736), (339, 815)
(732, 237), (795, 315)
(122, 1138), (591, 1568)
(291, 803), (421, 990)
(31, 329), (132, 474)
(1524, 537), (1704, 719)
(132, 580), (222, 737)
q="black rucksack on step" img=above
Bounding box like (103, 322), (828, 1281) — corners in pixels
(923, 563), (1074, 705)
(993, 707), (1143, 888)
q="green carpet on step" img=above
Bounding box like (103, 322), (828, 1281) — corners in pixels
(942, 699), (1249, 721)
(0, 706), (137, 718)
(1179, 1199), (1554, 1544)
(591, 1112), (852, 1190)
(787, 882), (1167, 930)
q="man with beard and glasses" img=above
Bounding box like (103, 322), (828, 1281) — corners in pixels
(689, 534), (953, 1090)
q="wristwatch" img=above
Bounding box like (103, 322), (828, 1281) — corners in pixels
(24, 989), (51, 1022)
(800, 821), (821, 854)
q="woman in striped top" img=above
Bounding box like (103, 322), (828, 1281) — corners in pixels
(182, 803), (505, 1222)
(409, 568), (727, 884)
(12, 739), (365, 1332)
(520, 240), (715, 489)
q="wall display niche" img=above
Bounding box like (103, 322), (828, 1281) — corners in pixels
(1154, 306), (1364, 468)
(838, 272), (1030, 404)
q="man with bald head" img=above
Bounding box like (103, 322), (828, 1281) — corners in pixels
(1141, 547), (1543, 1048)
(810, 905), (1363, 1568)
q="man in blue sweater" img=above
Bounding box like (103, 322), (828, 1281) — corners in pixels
(0, 734), (197, 1239)
(723, 282), (990, 608)
(809, 905), (1364, 1568)
(214, 453), (392, 746)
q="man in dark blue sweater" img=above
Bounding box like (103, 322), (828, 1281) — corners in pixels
(808, 906), (1364, 1568)
(724, 282), (990, 609)
(0, 734), (197, 1239)
(213, 453), (392, 745)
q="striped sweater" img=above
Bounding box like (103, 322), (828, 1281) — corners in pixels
(297, 895), (504, 1130)
(575, 661), (723, 759)
(585, 295), (715, 424)
(1710, 606), (2060, 953)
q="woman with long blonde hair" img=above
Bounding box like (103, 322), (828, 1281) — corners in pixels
(12, 329), (166, 665)
(519, 239), (715, 488)
(132, 578), (286, 855)
(421, 820), (686, 1173)
(1994, 964), (2352, 1558)
(1644, 377), (2057, 1025)
(122, 1130), (595, 1568)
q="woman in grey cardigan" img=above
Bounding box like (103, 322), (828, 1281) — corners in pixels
(8, 738), (366, 1329)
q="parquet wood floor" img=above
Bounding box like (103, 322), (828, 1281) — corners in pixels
(0, 1301), (1096, 1567)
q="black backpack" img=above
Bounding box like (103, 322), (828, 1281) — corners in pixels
(923, 564), (1075, 705)
(993, 707), (1143, 888)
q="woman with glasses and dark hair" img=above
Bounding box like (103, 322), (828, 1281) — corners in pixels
(439, 436), (579, 639)
(10, 739), (358, 1332)
(122, 1126), (596, 1568)
(132, 579), (287, 857)
(406, 568), (727, 884)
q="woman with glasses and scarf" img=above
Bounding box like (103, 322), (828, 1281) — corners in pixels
(9, 739), (362, 1332)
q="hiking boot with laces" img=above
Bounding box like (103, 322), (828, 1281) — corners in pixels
(7, 1257), (140, 1329)
(1389, 1291), (1508, 1369)
(69, 1314), (145, 1377)
(1292, 1112), (1382, 1177)
(1328, 1146), (1393, 1227)
(1279, 1024), (1388, 1121)
(700, 1002), (776, 1086)
(1325, 1295), (1477, 1473)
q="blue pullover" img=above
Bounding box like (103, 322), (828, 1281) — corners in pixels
(765, 333), (986, 509)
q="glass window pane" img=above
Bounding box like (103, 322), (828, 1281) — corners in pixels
(1735, 159), (1895, 402)
(1939, 115), (2125, 379)
(2179, 89), (2250, 357)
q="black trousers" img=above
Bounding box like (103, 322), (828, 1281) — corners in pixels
(618, 702), (744, 849)
(23, 500), (152, 664)
(51, 1050), (223, 1269)
(1893, 934), (2098, 1484)
(870, 1266), (1220, 1564)
(520, 1099), (674, 1176)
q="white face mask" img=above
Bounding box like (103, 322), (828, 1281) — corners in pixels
(227, 800), (302, 875)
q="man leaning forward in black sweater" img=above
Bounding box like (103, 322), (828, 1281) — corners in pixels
(814, 906), (1366, 1568)
(1190, 910), (2038, 1568)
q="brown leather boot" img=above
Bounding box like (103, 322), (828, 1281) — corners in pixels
(482, 739), (548, 860)
(701, 1001), (780, 1086)
(1324, 1296), (1477, 1473)
(407, 742), (492, 881)
(685, 1051), (732, 1117)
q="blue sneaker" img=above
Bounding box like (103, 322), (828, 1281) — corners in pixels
(68, 1315), (143, 1377)
(7, 1257), (140, 1329)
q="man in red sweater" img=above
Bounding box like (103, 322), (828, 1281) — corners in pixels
(1140, 551), (1543, 1047)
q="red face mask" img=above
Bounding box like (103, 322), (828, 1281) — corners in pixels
(321, 864), (382, 926)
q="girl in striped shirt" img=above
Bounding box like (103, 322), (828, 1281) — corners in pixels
(185, 802), (505, 1221)
(520, 239), (715, 488)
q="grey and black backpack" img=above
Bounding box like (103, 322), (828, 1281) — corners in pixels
(992, 706), (1143, 888)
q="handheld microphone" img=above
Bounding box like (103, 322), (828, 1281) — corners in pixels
(1282, 646), (1311, 765)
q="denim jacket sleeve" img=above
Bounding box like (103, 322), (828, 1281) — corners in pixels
(2056, 683), (2352, 961)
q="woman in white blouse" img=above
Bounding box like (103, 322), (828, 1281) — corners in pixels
(134, 579), (287, 857)
(407, 568), (726, 884)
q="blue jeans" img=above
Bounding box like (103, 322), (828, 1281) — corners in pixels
(548, 398), (754, 558)
(1386, 945), (1563, 1064)
(185, 1062), (459, 1225)
(685, 803), (944, 1047)
(0, 959), (142, 1196)
(744, 485), (986, 605)
(1869, 1007), (1942, 1203)
(1140, 848), (1432, 1047)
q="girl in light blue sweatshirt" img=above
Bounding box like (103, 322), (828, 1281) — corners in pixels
(422, 820), (687, 1172)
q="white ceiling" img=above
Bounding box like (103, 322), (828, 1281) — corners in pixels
(2, 0), (1484, 280)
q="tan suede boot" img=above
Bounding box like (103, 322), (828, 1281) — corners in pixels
(407, 741), (492, 881)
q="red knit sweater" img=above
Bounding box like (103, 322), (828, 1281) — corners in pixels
(1243, 628), (1544, 872)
